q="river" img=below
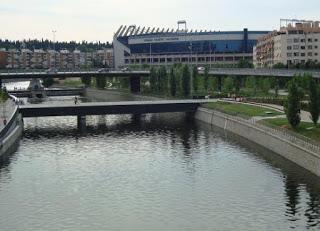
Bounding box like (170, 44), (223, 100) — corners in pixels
(0, 95), (320, 230)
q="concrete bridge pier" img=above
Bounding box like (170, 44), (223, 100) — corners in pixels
(130, 76), (141, 93)
(77, 115), (86, 131)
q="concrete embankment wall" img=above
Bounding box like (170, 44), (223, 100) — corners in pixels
(195, 107), (320, 177)
(0, 106), (23, 159)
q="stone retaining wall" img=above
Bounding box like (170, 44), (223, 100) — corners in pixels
(195, 107), (320, 177)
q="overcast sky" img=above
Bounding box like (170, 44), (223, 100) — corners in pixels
(1, 0), (319, 42)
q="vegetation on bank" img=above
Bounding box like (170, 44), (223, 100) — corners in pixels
(204, 101), (283, 118)
(261, 118), (320, 142)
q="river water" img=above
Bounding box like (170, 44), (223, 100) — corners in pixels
(1, 95), (320, 230)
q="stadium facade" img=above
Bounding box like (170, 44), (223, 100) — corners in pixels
(113, 25), (269, 68)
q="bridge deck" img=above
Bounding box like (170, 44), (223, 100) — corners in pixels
(19, 99), (215, 117)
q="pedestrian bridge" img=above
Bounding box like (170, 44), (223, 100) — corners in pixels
(8, 88), (84, 98)
(19, 99), (216, 118)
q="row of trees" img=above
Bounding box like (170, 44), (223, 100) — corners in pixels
(274, 60), (320, 70)
(286, 74), (320, 128)
(0, 39), (112, 52)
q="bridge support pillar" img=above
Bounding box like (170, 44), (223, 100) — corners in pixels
(77, 115), (86, 131)
(0, 79), (2, 89)
(130, 76), (141, 93)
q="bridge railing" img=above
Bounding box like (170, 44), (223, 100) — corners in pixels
(210, 109), (320, 154)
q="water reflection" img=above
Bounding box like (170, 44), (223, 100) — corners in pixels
(2, 111), (320, 230)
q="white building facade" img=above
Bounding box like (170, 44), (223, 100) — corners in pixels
(254, 20), (320, 68)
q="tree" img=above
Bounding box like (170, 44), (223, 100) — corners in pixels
(96, 76), (106, 89)
(286, 81), (301, 128)
(237, 59), (253, 68)
(192, 66), (199, 94)
(169, 67), (176, 97)
(81, 76), (92, 87)
(42, 77), (54, 88)
(203, 66), (209, 92)
(223, 76), (234, 93)
(149, 67), (158, 93)
(309, 79), (319, 125)
(261, 78), (271, 94)
(181, 65), (191, 97)
(273, 63), (286, 69)
(158, 66), (167, 94)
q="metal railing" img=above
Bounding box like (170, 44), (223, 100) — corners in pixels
(208, 109), (320, 154)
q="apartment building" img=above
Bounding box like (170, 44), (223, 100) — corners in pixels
(1, 49), (114, 70)
(254, 19), (320, 68)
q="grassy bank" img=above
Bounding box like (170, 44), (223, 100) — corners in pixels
(204, 101), (283, 118)
(261, 118), (320, 142)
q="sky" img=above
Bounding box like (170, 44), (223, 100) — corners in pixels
(1, 0), (319, 42)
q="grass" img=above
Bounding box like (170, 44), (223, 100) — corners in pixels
(58, 79), (83, 88)
(204, 101), (283, 118)
(261, 118), (320, 142)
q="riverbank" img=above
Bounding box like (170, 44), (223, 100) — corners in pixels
(0, 100), (23, 159)
(195, 107), (320, 177)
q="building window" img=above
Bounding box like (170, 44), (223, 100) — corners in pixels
(315, 53), (318, 56)
(287, 46), (292, 50)
(294, 52), (299, 57)
(308, 45), (313, 49)
(315, 46), (318, 49)
(287, 39), (293, 43)
(301, 39), (306, 43)
(301, 46), (305, 50)
(315, 39), (318, 42)
(308, 52), (313, 56)
(287, 53), (292, 57)
(308, 38), (313, 42)
(294, 38), (299, 43)
(301, 53), (306, 57)
(293, 45), (299, 50)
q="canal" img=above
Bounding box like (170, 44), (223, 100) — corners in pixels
(1, 95), (320, 230)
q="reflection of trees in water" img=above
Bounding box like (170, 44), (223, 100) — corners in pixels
(284, 176), (301, 221)
(305, 187), (320, 228)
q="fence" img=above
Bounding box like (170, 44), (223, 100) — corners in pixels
(210, 109), (320, 155)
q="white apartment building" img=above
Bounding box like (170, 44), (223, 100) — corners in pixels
(254, 19), (320, 68)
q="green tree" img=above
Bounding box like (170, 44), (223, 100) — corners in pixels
(273, 63), (286, 69)
(81, 76), (92, 87)
(286, 81), (301, 128)
(169, 67), (176, 97)
(261, 78), (271, 94)
(181, 65), (191, 97)
(223, 76), (234, 93)
(96, 76), (106, 89)
(203, 66), (209, 92)
(309, 79), (319, 125)
(158, 66), (167, 94)
(237, 59), (253, 68)
(149, 67), (158, 93)
(42, 77), (54, 88)
(192, 66), (199, 94)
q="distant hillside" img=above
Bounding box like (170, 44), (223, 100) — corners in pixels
(0, 39), (112, 52)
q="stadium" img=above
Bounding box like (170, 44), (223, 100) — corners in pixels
(113, 22), (269, 68)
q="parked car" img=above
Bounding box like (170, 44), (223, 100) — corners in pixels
(46, 68), (58, 74)
(121, 67), (129, 72)
(197, 66), (205, 71)
(98, 68), (110, 73)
